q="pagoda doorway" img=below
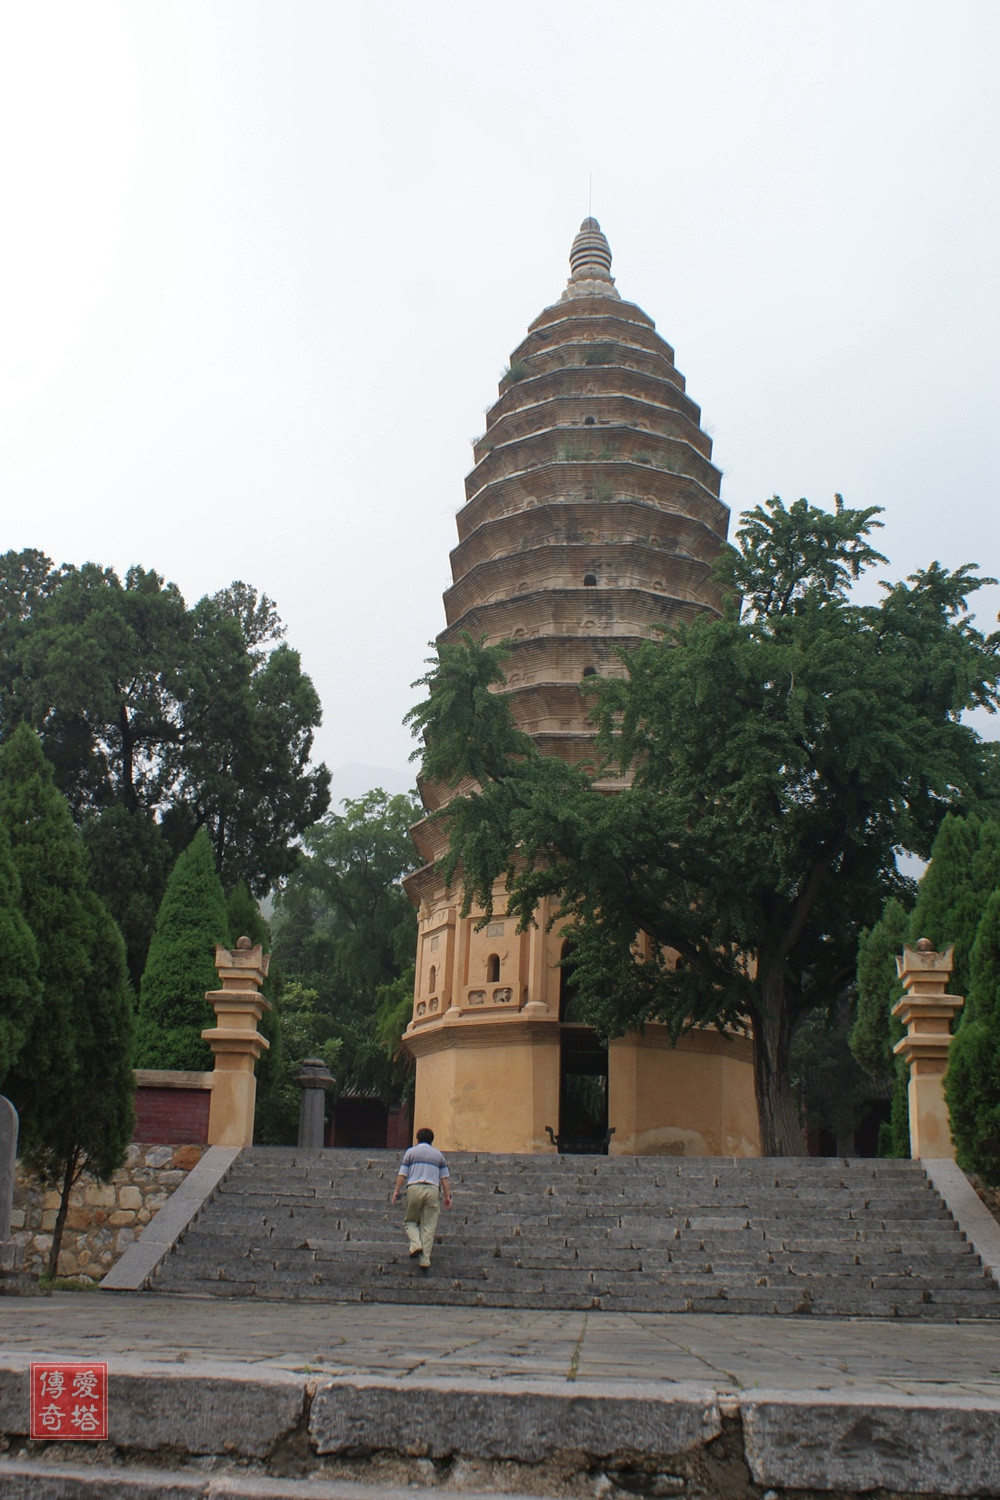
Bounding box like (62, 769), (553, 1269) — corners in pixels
(555, 940), (611, 1154)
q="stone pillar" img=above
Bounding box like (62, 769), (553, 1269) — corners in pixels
(201, 937), (271, 1148)
(0, 1096), (19, 1273)
(295, 1058), (333, 1149)
(892, 938), (964, 1160)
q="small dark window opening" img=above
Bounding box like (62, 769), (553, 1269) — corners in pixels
(429, 965), (437, 992)
(582, 666), (597, 678)
(486, 953), (500, 983)
(583, 574), (597, 587)
(584, 415), (595, 425)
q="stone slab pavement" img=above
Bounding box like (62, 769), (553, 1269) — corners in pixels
(3, 1291), (1000, 1397)
(4, 1294), (1000, 1496)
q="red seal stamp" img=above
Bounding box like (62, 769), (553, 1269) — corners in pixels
(30, 1362), (108, 1441)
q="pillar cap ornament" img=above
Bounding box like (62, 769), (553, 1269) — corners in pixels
(295, 1058), (334, 1090)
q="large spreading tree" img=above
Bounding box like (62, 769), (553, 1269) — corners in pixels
(408, 497), (1000, 1154)
(0, 551), (330, 984)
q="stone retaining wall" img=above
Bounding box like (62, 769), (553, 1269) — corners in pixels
(9, 1142), (206, 1282)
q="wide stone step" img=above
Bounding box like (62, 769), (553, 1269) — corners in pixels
(216, 1184), (953, 1214)
(190, 1219), (973, 1265)
(169, 1234), (993, 1283)
(153, 1273), (1000, 1318)
(223, 1172), (941, 1190)
(172, 1215), (976, 1255)
(169, 1255), (996, 1301)
(182, 1225), (979, 1268)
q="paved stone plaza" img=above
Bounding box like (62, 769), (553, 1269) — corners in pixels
(3, 1293), (1000, 1497)
(4, 1293), (1000, 1396)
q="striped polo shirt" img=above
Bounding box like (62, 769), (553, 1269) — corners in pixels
(397, 1142), (450, 1188)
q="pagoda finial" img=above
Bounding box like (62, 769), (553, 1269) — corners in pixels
(562, 217), (619, 301)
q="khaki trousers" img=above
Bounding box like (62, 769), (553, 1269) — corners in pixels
(403, 1183), (441, 1266)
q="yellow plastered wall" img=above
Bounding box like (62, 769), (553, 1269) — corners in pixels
(609, 1028), (759, 1156)
(411, 1025), (561, 1153)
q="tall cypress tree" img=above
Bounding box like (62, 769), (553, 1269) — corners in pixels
(946, 890), (1000, 1183)
(908, 813), (985, 998)
(0, 724), (92, 1151)
(852, 815), (1000, 1158)
(852, 898), (910, 1081)
(31, 893), (136, 1275)
(135, 829), (231, 1071)
(851, 896), (911, 1157)
(0, 817), (40, 1086)
(0, 724), (135, 1274)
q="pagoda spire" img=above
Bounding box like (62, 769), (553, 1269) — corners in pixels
(562, 217), (619, 300)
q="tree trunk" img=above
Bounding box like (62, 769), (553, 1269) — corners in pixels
(751, 976), (807, 1156)
(46, 1148), (80, 1280)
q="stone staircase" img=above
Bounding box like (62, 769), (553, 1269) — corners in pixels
(148, 1148), (1000, 1319)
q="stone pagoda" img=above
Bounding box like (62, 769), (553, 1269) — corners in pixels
(403, 220), (759, 1157)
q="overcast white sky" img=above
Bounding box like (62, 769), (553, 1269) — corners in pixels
(2, 2), (997, 798)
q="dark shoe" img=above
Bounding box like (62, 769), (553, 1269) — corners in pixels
(408, 1244), (422, 1258)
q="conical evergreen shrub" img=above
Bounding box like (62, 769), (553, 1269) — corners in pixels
(0, 815), (40, 1086)
(0, 724), (135, 1272)
(851, 815), (1000, 1161)
(946, 889), (1000, 1183)
(852, 897), (909, 1080)
(135, 829), (231, 1071)
(0, 724), (93, 1151)
(908, 813), (984, 997)
(852, 896), (910, 1157)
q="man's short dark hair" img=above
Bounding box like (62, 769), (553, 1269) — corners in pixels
(415, 1127), (434, 1145)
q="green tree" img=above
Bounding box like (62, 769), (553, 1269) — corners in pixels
(0, 724), (92, 1146)
(0, 725), (134, 1274)
(255, 979), (342, 1144)
(851, 896), (911, 1158)
(82, 804), (174, 990)
(909, 814), (992, 999)
(408, 497), (1000, 1154)
(852, 897), (910, 1082)
(790, 997), (874, 1154)
(947, 890), (1000, 1182)
(135, 829), (231, 1071)
(29, 893), (135, 1277)
(853, 817), (1000, 1157)
(271, 789), (420, 1105)
(166, 593), (330, 894)
(0, 552), (330, 975)
(0, 818), (40, 1085)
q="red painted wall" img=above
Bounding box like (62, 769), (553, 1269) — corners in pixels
(386, 1103), (412, 1150)
(133, 1086), (211, 1145)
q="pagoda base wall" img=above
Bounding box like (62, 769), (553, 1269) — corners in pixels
(409, 1019), (561, 1154)
(609, 1029), (759, 1156)
(406, 1017), (760, 1156)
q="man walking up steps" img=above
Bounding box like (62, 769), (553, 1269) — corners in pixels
(391, 1127), (452, 1269)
